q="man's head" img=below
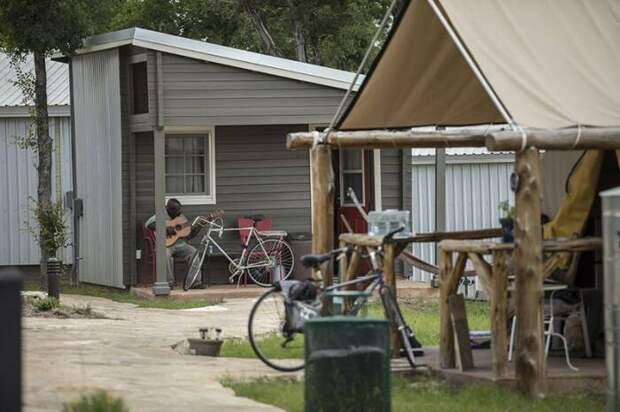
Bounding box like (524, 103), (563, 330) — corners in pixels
(166, 198), (182, 218)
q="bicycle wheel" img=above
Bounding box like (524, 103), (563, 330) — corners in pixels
(248, 288), (305, 372)
(379, 285), (417, 368)
(247, 239), (294, 287)
(183, 250), (203, 291)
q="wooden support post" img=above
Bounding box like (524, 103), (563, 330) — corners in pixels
(152, 128), (170, 296)
(439, 248), (455, 368)
(514, 147), (545, 398)
(449, 294), (474, 371)
(491, 250), (509, 378)
(383, 242), (400, 357)
(311, 145), (335, 284)
(439, 251), (467, 368)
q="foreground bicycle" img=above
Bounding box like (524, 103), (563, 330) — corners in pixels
(183, 213), (294, 290)
(247, 226), (423, 372)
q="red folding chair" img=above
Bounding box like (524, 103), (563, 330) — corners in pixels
(142, 226), (157, 284)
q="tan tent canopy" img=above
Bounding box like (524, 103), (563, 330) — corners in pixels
(339, 0), (620, 131)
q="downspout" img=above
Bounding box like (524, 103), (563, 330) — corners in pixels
(68, 58), (80, 283)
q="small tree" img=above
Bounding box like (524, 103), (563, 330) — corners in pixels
(0, 0), (94, 289)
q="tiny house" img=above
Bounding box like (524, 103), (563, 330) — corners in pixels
(60, 28), (411, 288)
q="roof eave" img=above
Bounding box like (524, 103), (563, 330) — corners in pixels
(53, 27), (361, 91)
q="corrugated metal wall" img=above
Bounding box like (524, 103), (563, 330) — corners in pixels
(0, 115), (73, 266)
(72, 49), (124, 288)
(410, 157), (514, 287)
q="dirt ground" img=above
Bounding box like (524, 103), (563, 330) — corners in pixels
(23, 294), (293, 412)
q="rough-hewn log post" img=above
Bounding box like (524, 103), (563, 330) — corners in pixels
(383, 242), (400, 357)
(439, 248), (455, 368)
(514, 147), (545, 398)
(311, 145), (335, 285)
(491, 250), (509, 378)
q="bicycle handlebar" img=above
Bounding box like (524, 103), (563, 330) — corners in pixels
(383, 226), (405, 244)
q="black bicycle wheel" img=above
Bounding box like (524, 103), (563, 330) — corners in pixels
(380, 285), (417, 368)
(248, 289), (305, 372)
(247, 239), (294, 287)
(183, 251), (203, 291)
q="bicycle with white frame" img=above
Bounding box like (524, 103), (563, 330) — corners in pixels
(183, 213), (295, 290)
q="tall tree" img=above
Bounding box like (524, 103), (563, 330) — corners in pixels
(0, 0), (100, 287)
(109, 0), (393, 72)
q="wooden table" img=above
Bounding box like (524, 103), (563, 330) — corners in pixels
(338, 233), (416, 357)
(437, 237), (601, 378)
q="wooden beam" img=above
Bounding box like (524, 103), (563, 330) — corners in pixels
(490, 250), (509, 378)
(486, 127), (620, 151)
(311, 145), (335, 284)
(439, 251), (467, 368)
(287, 127), (620, 151)
(287, 130), (487, 150)
(382, 243), (400, 357)
(514, 147), (545, 398)
(339, 228), (502, 249)
(449, 294), (474, 371)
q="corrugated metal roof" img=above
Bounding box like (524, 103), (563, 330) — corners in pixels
(413, 148), (498, 156)
(60, 27), (362, 91)
(0, 54), (70, 107)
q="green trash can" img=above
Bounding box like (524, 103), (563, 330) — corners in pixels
(304, 317), (390, 412)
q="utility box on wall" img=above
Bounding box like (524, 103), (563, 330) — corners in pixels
(600, 186), (620, 412)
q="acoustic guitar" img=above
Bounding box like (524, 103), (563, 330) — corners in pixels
(165, 209), (224, 247)
(165, 215), (191, 247)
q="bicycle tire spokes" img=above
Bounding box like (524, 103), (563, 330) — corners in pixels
(248, 289), (305, 372)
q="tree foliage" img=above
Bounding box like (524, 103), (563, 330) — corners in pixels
(109, 0), (393, 72)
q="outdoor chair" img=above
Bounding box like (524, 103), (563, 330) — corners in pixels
(508, 252), (592, 371)
(142, 226), (157, 284)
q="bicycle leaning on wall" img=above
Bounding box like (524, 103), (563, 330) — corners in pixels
(247, 226), (423, 372)
(183, 213), (295, 290)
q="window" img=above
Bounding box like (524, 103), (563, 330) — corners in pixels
(165, 133), (215, 205)
(340, 149), (365, 205)
(132, 62), (148, 114)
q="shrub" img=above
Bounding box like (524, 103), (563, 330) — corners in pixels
(63, 390), (129, 412)
(33, 297), (59, 312)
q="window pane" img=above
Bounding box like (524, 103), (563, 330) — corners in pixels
(185, 156), (205, 173)
(165, 156), (185, 174)
(185, 136), (205, 154)
(185, 176), (205, 193)
(165, 138), (184, 155)
(343, 173), (363, 204)
(342, 149), (362, 170)
(166, 176), (184, 193)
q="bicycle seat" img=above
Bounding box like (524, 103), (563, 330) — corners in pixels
(245, 214), (265, 222)
(300, 253), (332, 269)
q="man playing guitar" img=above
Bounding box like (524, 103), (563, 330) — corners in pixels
(145, 198), (204, 289)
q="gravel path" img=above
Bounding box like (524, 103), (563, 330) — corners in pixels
(23, 294), (292, 412)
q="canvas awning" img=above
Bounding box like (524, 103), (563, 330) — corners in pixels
(339, 0), (620, 131)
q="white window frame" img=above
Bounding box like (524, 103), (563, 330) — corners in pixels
(339, 149), (366, 207)
(164, 126), (216, 205)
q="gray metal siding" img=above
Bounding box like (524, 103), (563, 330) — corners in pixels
(410, 159), (514, 282)
(133, 124), (310, 255)
(0, 115), (73, 266)
(381, 149), (406, 210)
(161, 53), (346, 126)
(72, 49), (124, 288)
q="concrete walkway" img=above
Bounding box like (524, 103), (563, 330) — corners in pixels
(23, 295), (292, 412)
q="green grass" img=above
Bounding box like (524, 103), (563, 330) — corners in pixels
(221, 333), (306, 359)
(23, 278), (221, 310)
(222, 375), (605, 412)
(220, 298), (489, 358)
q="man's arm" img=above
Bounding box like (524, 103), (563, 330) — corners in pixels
(145, 215), (156, 231)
